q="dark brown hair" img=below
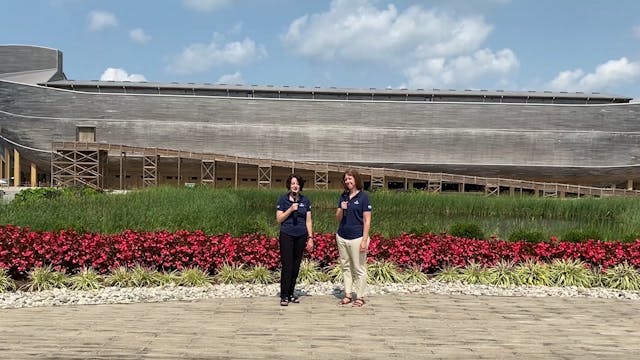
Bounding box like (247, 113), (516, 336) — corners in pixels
(285, 173), (305, 191)
(342, 168), (364, 191)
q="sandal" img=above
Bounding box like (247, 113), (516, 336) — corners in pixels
(338, 296), (352, 305)
(352, 298), (366, 307)
(280, 298), (289, 306)
(288, 296), (300, 304)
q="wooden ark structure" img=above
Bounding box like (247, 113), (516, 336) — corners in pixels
(1, 45), (640, 196)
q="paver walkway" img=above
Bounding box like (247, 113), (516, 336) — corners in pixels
(1, 293), (639, 359)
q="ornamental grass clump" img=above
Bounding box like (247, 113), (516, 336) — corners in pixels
(178, 267), (212, 287)
(367, 260), (404, 284)
(215, 263), (248, 284)
(0, 268), (16, 292)
(130, 265), (160, 287)
(486, 260), (518, 287)
(459, 261), (492, 285)
(105, 266), (133, 287)
(246, 264), (274, 285)
(401, 265), (428, 284)
(297, 259), (328, 284)
(67, 267), (103, 291)
(155, 270), (180, 286)
(434, 265), (463, 283)
(514, 259), (550, 286)
(325, 264), (343, 283)
(547, 259), (594, 288)
(602, 263), (640, 291)
(24, 265), (68, 291)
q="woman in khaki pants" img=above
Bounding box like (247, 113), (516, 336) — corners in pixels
(335, 169), (372, 307)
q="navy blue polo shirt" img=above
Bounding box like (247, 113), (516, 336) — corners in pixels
(337, 191), (372, 240)
(276, 193), (311, 237)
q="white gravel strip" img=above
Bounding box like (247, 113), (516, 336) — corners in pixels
(2, 281), (640, 309)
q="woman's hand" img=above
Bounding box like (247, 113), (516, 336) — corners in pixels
(306, 238), (314, 252)
(359, 237), (369, 252)
(290, 202), (299, 212)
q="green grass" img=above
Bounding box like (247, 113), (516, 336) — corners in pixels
(1, 186), (640, 241)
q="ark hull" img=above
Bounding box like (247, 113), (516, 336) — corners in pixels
(1, 45), (639, 188)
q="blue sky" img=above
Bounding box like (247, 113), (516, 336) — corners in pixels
(3, 0), (640, 99)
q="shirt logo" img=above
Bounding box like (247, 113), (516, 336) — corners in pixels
(354, 200), (360, 205)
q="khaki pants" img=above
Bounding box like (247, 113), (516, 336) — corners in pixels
(336, 234), (367, 298)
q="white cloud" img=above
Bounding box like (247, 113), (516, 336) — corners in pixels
(88, 10), (118, 32)
(548, 57), (640, 92)
(282, 0), (492, 62)
(183, 0), (230, 12)
(100, 68), (147, 82)
(633, 25), (640, 39)
(281, 0), (517, 90)
(167, 34), (267, 75)
(404, 48), (519, 88)
(130, 28), (151, 45)
(217, 72), (244, 84)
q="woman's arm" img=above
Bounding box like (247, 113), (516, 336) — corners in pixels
(276, 203), (297, 224)
(360, 211), (371, 252)
(305, 211), (314, 251)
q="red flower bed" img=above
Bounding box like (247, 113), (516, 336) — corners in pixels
(1, 225), (640, 276)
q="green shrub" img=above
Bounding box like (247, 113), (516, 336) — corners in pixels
(130, 265), (160, 287)
(401, 266), (428, 284)
(23, 265), (68, 291)
(367, 260), (403, 284)
(105, 266), (133, 287)
(0, 268), (16, 292)
(13, 188), (64, 205)
(561, 229), (603, 242)
(154, 270), (180, 286)
(246, 265), (274, 285)
(67, 267), (103, 291)
(434, 265), (462, 283)
(325, 264), (343, 283)
(602, 263), (640, 290)
(215, 263), (248, 284)
(449, 222), (485, 239)
(459, 262), (491, 284)
(486, 260), (518, 287)
(178, 267), (212, 287)
(508, 228), (547, 243)
(547, 259), (593, 288)
(513, 260), (550, 286)
(297, 259), (328, 284)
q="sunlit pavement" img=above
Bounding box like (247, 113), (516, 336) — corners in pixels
(1, 293), (639, 359)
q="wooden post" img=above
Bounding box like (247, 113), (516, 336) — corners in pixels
(177, 157), (181, 186)
(234, 161), (238, 189)
(13, 149), (20, 186)
(4, 147), (9, 182)
(30, 162), (37, 187)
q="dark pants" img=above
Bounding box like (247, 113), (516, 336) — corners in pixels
(279, 232), (306, 299)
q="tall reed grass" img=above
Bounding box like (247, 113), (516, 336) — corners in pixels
(1, 186), (640, 241)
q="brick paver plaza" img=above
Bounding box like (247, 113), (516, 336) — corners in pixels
(1, 293), (639, 359)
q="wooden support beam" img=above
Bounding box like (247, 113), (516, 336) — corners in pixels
(13, 149), (20, 186)
(258, 164), (272, 189)
(201, 160), (215, 186)
(30, 163), (37, 187)
(4, 147), (9, 181)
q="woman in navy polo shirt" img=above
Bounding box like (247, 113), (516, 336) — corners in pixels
(276, 174), (313, 306)
(336, 169), (372, 307)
